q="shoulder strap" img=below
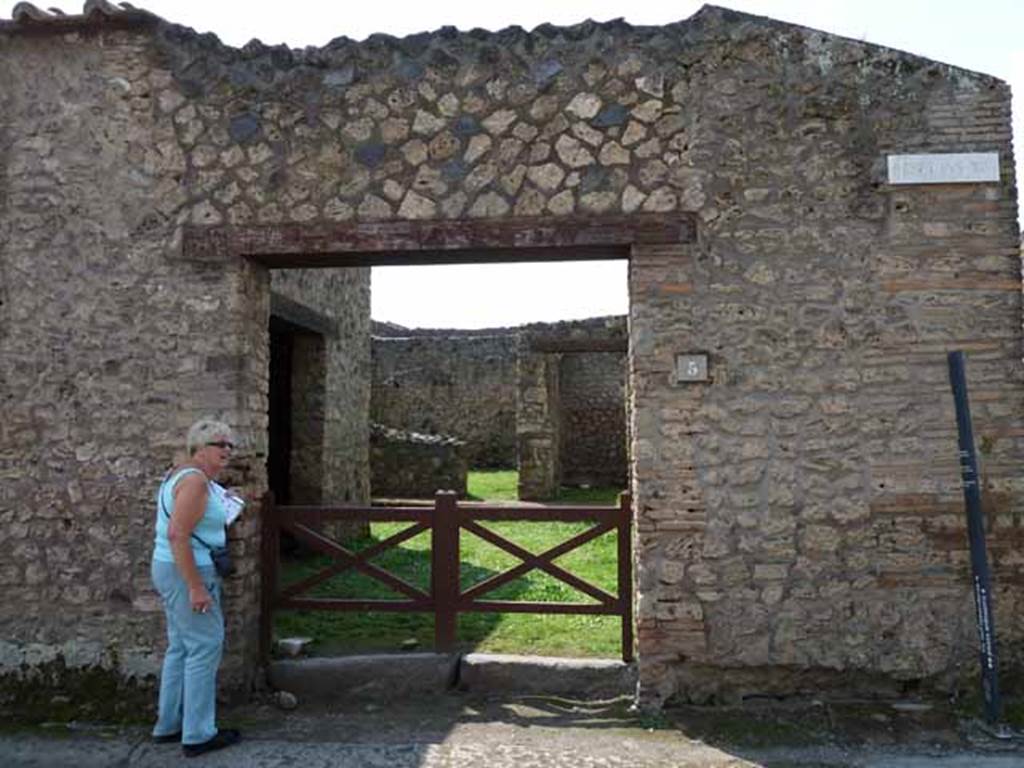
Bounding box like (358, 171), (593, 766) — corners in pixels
(159, 468), (214, 551)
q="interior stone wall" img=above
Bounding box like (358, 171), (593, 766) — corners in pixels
(272, 269), (371, 507)
(371, 318), (628, 484)
(559, 351), (628, 487)
(369, 423), (468, 499)
(516, 344), (562, 500)
(2, 3), (1021, 711)
(371, 331), (518, 468)
(284, 329), (326, 504)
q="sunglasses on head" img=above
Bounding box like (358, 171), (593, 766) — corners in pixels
(206, 441), (235, 450)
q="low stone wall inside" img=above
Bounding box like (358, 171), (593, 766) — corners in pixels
(371, 330), (518, 468)
(370, 423), (468, 499)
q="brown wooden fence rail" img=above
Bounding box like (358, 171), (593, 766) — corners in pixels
(260, 491), (634, 662)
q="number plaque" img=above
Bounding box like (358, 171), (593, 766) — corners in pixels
(675, 353), (709, 383)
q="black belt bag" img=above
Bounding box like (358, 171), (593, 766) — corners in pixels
(207, 545), (235, 579)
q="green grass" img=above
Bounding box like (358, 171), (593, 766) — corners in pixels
(274, 470), (627, 658)
(466, 469), (518, 501)
(466, 469), (624, 505)
(554, 485), (624, 505)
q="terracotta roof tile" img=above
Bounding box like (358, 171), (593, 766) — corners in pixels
(5, 1), (155, 30)
(83, 0), (123, 18)
(11, 2), (56, 21)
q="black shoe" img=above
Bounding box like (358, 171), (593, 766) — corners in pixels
(182, 729), (241, 758)
(152, 731), (181, 744)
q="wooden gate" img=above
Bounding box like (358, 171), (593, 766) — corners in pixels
(260, 492), (634, 662)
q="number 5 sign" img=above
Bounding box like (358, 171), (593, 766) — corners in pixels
(675, 353), (709, 383)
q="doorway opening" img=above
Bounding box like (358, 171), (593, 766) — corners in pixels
(201, 213), (695, 662)
(267, 314), (326, 507)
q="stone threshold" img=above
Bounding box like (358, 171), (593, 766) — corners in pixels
(267, 652), (637, 702)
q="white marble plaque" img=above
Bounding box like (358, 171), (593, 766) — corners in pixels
(887, 152), (999, 185)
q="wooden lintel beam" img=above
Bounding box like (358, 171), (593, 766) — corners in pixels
(181, 212), (695, 266)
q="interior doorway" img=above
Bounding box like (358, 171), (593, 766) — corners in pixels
(267, 314), (326, 506)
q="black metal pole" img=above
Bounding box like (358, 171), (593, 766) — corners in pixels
(947, 351), (1002, 726)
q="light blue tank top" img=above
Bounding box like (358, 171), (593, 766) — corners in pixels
(152, 468), (227, 566)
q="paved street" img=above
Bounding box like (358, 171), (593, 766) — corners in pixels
(2, 693), (1022, 767)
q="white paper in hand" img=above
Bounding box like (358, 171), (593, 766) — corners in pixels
(212, 482), (246, 526)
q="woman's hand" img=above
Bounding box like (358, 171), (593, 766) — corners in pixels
(189, 583), (214, 614)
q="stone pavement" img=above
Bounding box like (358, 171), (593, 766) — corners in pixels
(2, 693), (1023, 767)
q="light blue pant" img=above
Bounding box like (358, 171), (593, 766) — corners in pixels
(151, 559), (224, 745)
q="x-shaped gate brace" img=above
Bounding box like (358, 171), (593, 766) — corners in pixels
(260, 492), (634, 660)
(458, 519), (618, 609)
(279, 520), (431, 607)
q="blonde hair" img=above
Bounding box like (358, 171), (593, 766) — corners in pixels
(186, 418), (234, 456)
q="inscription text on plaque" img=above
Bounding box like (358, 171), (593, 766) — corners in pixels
(887, 152), (999, 185)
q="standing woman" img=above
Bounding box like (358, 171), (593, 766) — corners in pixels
(151, 418), (241, 758)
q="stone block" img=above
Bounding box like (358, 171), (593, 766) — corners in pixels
(370, 423), (467, 498)
(268, 654), (457, 701)
(459, 653), (636, 698)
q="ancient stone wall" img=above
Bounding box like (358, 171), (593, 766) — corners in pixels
(0, 23), (264, 697)
(369, 423), (467, 498)
(516, 344), (562, 500)
(559, 351), (627, 487)
(271, 269), (371, 506)
(2, 3), (1021, 711)
(370, 318), (628, 482)
(371, 332), (518, 468)
(0, 8), (370, 702)
(518, 316), (629, 498)
(281, 327), (326, 503)
(624, 26), (1023, 704)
